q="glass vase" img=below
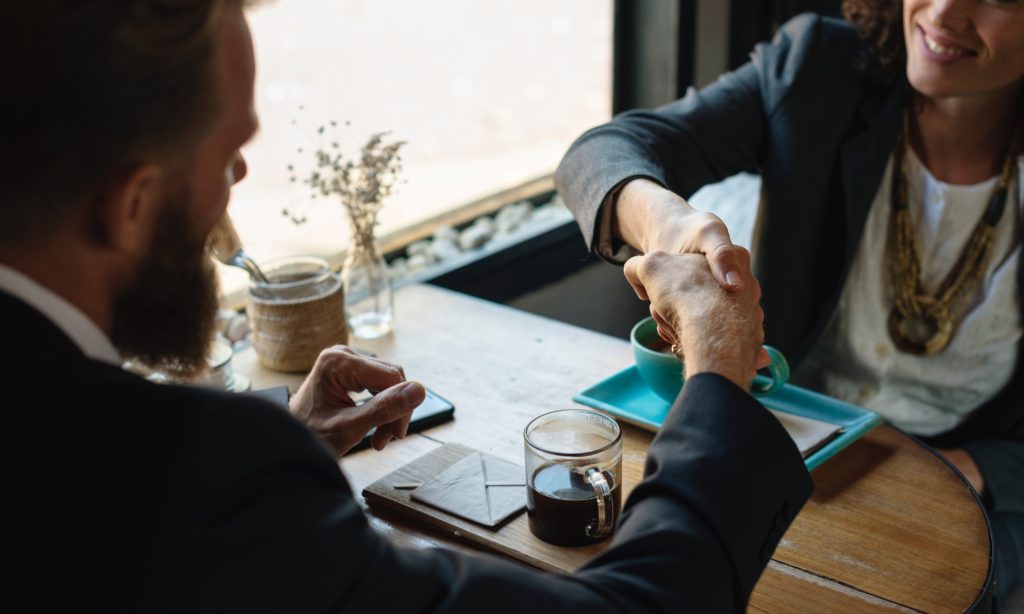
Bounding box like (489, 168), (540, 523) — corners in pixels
(342, 238), (394, 339)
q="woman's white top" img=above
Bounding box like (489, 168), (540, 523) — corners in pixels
(794, 151), (1023, 436)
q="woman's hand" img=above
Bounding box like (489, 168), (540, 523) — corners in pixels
(289, 346), (426, 456)
(615, 178), (751, 292)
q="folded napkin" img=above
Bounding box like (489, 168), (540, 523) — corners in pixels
(411, 452), (526, 527)
(769, 410), (843, 458)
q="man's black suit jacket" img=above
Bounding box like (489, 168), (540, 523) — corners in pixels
(7, 290), (811, 612)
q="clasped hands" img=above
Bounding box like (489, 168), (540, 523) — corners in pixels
(618, 179), (769, 389)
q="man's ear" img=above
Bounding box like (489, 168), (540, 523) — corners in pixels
(99, 164), (163, 252)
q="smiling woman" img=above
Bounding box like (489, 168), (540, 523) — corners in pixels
(905, 0), (1024, 103)
(219, 0), (613, 295)
(554, 0), (1023, 602)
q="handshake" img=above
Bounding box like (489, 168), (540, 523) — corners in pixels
(623, 250), (770, 391)
(615, 177), (771, 390)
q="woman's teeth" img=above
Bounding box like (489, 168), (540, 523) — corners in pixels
(924, 33), (969, 57)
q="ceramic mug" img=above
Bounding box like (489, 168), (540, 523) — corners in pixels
(630, 316), (789, 402)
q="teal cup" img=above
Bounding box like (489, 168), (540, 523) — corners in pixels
(630, 316), (790, 402)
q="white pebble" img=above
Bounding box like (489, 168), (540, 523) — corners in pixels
(430, 238), (462, 262)
(495, 202), (532, 233)
(387, 257), (409, 281)
(531, 203), (567, 223)
(432, 224), (458, 243)
(407, 254), (432, 273)
(473, 216), (495, 234)
(406, 240), (434, 260)
(225, 315), (251, 343)
(458, 222), (493, 250)
(217, 309), (238, 334)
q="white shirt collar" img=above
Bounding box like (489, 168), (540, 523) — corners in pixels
(0, 263), (121, 366)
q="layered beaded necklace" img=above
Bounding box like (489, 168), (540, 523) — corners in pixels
(886, 106), (1021, 355)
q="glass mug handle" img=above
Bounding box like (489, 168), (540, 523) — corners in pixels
(584, 467), (615, 539)
(749, 345), (790, 396)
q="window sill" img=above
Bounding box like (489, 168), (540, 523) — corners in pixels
(220, 173), (555, 310)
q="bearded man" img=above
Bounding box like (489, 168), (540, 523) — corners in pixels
(3, 1), (811, 611)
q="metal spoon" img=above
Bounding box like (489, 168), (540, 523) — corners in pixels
(208, 215), (271, 283)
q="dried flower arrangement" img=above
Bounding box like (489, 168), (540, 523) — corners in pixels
(283, 115), (406, 338)
(284, 119), (406, 250)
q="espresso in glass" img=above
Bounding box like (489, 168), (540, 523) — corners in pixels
(524, 409), (623, 547)
(528, 463), (622, 546)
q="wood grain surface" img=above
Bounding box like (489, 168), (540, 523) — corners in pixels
(236, 283), (991, 612)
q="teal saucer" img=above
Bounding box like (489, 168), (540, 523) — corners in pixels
(574, 366), (884, 471)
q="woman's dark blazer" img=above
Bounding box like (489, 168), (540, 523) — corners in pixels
(555, 13), (1022, 515)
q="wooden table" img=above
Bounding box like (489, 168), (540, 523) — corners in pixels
(237, 283), (992, 612)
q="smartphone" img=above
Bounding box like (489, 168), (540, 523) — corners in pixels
(345, 387), (455, 454)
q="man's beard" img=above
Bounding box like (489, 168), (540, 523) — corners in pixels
(111, 188), (220, 379)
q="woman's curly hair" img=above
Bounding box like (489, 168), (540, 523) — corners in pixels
(843, 0), (905, 81)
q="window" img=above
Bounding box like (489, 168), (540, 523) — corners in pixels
(222, 0), (613, 295)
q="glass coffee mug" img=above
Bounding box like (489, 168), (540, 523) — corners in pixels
(524, 409), (623, 546)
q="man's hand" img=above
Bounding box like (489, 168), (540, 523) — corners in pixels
(615, 178), (750, 291)
(289, 346), (426, 457)
(624, 251), (769, 389)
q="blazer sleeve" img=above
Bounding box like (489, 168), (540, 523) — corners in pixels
(161, 374), (812, 613)
(554, 13), (832, 254)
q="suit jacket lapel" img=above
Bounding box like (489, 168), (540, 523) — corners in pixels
(839, 84), (904, 272)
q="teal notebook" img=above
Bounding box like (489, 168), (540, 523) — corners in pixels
(574, 366), (883, 471)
